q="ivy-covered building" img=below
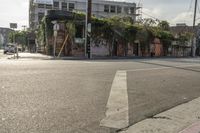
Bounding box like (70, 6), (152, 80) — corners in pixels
(37, 10), (171, 57)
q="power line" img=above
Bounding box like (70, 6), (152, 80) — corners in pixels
(198, 1), (200, 14)
(188, 0), (194, 12)
(141, 11), (161, 22)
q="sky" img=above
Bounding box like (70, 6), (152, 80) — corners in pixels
(0, 0), (198, 29)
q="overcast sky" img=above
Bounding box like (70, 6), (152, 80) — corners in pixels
(0, 0), (198, 29)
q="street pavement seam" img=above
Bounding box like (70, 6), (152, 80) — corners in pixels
(124, 64), (200, 72)
(100, 70), (129, 130)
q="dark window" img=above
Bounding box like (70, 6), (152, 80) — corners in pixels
(69, 3), (75, 11)
(38, 4), (45, 8)
(46, 4), (52, 9)
(117, 6), (122, 13)
(130, 7), (135, 14)
(75, 25), (83, 38)
(38, 13), (45, 22)
(62, 2), (68, 10)
(110, 6), (116, 13)
(53, 2), (59, 9)
(104, 5), (109, 13)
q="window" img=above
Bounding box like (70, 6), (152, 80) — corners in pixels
(117, 6), (122, 13)
(62, 2), (68, 10)
(104, 5), (109, 13)
(53, 2), (59, 9)
(124, 7), (129, 14)
(110, 6), (116, 13)
(38, 4), (45, 8)
(130, 7), (135, 14)
(38, 13), (45, 22)
(69, 3), (75, 11)
(46, 4), (52, 9)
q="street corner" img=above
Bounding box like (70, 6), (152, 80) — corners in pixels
(118, 97), (200, 133)
(179, 122), (200, 133)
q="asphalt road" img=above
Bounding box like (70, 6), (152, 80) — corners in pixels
(0, 57), (200, 133)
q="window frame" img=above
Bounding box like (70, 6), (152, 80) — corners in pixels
(104, 5), (110, 13)
(110, 5), (116, 13)
(68, 3), (75, 11)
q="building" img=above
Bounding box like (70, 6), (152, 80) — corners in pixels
(170, 23), (200, 56)
(0, 27), (13, 49)
(29, 0), (138, 30)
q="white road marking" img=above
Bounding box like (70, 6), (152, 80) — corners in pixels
(101, 63), (200, 130)
(100, 70), (129, 130)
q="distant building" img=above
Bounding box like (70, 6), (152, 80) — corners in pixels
(29, 0), (138, 30)
(170, 23), (200, 56)
(170, 23), (194, 35)
(176, 23), (187, 27)
(0, 27), (13, 49)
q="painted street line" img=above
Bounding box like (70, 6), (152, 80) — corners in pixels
(100, 70), (129, 130)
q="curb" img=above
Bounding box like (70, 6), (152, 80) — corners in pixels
(119, 97), (200, 133)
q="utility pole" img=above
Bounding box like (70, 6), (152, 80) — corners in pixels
(192, 0), (198, 57)
(86, 0), (92, 59)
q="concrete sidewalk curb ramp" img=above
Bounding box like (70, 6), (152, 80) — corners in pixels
(119, 97), (200, 133)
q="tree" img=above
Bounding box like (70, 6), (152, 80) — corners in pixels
(143, 18), (157, 27)
(158, 21), (170, 31)
(66, 21), (76, 43)
(9, 30), (28, 49)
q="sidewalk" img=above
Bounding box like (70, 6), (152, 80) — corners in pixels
(6, 52), (53, 60)
(4, 52), (200, 61)
(119, 97), (200, 133)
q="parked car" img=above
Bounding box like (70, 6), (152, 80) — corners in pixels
(4, 43), (16, 54)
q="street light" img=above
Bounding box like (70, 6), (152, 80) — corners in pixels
(22, 25), (27, 31)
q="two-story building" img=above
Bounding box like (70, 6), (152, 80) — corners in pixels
(29, 0), (138, 30)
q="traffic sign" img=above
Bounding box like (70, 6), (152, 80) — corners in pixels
(10, 23), (17, 29)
